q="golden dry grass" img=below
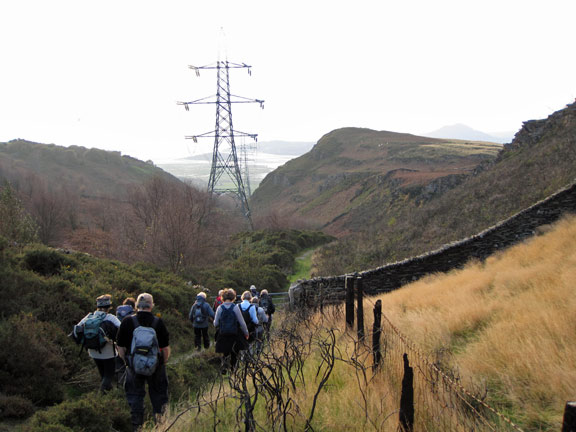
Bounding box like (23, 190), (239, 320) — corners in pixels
(372, 215), (576, 430)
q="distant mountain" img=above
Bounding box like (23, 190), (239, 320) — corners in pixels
(424, 124), (514, 144)
(256, 141), (315, 156)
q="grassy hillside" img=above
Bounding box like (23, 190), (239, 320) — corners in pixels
(0, 139), (178, 198)
(162, 215), (576, 432)
(310, 102), (576, 274)
(0, 139), (186, 251)
(251, 128), (501, 233)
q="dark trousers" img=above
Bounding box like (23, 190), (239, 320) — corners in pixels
(194, 326), (210, 349)
(93, 357), (116, 392)
(125, 364), (169, 427)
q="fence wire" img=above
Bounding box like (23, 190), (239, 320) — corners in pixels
(378, 311), (524, 432)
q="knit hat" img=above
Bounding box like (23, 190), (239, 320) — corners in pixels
(96, 296), (112, 308)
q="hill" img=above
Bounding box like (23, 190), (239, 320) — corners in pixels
(0, 139), (179, 199)
(251, 128), (502, 235)
(0, 139), (198, 257)
(251, 102), (576, 274)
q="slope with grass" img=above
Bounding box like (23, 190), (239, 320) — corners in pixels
(311, 101), (576, 274)
(251, 128), (501, 234)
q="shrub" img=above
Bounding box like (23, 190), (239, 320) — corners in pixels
(0, 394), (35, 420)
(167, 353), (220, 402)
(23, 248), (74, 276)
(25, 392), (131, 432)
(0, 314), (66, 405)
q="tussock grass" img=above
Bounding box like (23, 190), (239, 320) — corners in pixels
(375, 215), (576, 430)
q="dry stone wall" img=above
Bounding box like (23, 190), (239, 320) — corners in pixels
(291, 180), (576, 306)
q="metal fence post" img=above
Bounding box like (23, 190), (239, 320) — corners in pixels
(345, 275), (354, 329)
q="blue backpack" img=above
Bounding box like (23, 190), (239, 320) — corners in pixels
(116, 305), (134, 321)
(190, 302), (207, 325)
(129, 316), (160, 376)
(219, 305), (239, 336)
(77, 311), (108, 352)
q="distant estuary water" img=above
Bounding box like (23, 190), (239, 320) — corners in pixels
(156, 152), (295, 191)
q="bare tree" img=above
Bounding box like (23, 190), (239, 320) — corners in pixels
(126, 177), (212, 273)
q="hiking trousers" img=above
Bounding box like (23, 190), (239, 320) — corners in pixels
(93, 357), (116, 392)
(125, 364), (169, 427)
(194, 326), (210, 349)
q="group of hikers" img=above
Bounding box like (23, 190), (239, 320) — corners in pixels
(71, 285), (275, 432)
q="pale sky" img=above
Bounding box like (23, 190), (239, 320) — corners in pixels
(1, 0), (575, 162)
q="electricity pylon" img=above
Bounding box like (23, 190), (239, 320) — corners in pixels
(178, 61), (263, 229)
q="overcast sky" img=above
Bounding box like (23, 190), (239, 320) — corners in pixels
(1, 0), (574, 162)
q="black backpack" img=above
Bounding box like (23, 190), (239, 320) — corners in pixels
(241, 304), (257, 334)
(260, 296), (274, 315)
(219, 305), (239, 336)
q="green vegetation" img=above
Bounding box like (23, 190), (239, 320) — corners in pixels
(0, 240), (200, 427)
(289, 248), (315, 283)
(195, 229), (333, 293)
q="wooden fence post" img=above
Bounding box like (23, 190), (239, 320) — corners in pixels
(399, 353), (414, 432)
(356, 276), (364, 341)
(372, 299), (382, 370)
(345, 275), (355, 329)
(562, 401), (576, 432)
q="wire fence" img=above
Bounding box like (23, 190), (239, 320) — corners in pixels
(376, 307), (525, 432)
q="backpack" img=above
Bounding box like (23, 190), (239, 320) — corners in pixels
(76, 311), (108, 352)
(218, 305), (239, 336)
(241, 304), (257, 334)
(190, 302), (207, 325)
(260, 296), (271, 314)
(116, 305), (134, 321)
(130, 315), (160, 376)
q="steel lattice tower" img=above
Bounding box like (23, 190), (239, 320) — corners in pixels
(178, 61), (263, 228)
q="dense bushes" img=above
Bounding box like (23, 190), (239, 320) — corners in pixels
(196, 229), (333, 293)
(0, 315), (67, 405)
(25, 392), (132, 432)
(0, 242), (198, 423)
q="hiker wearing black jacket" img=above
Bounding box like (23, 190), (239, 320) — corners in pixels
(259, 289), (276, 335)
(116, 293), (170, 431)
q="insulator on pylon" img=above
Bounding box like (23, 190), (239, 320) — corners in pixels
(184, 104), (189, 111)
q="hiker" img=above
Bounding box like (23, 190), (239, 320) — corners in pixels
(189, 291), (215, 350)
(249, 284), (259, 299)
(250, 297), (268, 354)
(116, 297), (136, 321)
(214, 288), (249, 372)
(259, 289), (276, 335)
(73, 294), (121, 392)
(213, 289), (224, 312)
(115, 297), (136, 384)
(239, 291), (259, 343)
(116, 293), (170, 431)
